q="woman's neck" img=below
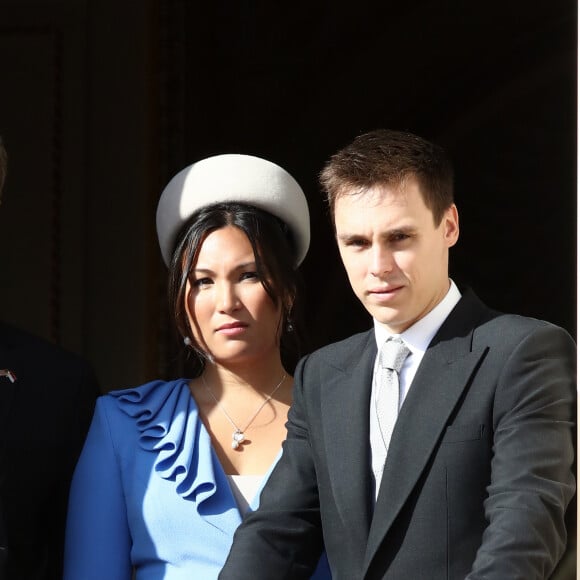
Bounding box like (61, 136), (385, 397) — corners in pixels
(202, 356), (288, 398)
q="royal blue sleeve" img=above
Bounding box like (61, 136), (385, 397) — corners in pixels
(63, 398), (133, 580)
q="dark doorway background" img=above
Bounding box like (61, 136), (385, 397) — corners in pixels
(158, 0), (576, 361)
(0, 0), (575, 383)
(0, 1), (575, 575)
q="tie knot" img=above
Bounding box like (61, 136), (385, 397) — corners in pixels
(381, 338), (410, 373)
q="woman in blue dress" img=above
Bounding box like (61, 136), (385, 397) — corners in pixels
(64, 154), (330, 579)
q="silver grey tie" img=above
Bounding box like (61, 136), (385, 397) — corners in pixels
(376, 337), (411, 454)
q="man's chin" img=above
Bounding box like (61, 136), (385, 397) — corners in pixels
(373, 313), (404, 333)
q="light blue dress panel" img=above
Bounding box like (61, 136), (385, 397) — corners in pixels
(64, 379), (330, 580)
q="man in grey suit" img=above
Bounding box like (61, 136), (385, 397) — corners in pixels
(220, 129), (576, 579)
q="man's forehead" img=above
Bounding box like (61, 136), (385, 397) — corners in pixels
(334, 182), (415, 210)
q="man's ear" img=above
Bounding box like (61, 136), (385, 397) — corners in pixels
(443, 204), (460, 248)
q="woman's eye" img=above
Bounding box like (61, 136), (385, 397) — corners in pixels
(193, 277), (213, 287)
(240, 271), (259, 281)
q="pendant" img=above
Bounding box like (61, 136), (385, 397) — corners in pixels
(231, 429), (245, 449)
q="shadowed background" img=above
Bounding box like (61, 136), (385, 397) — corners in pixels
(0, 0), (575, 393)
(0, 1), (576, 577)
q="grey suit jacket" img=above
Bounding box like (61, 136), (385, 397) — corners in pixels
(220, 290), (576, 579)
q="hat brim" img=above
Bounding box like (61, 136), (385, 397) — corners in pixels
(156, 154), (310, 267)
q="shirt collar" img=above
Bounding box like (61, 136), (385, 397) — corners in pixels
(374, 279), (461, 354)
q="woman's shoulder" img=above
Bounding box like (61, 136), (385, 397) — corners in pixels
(103, 377), (189, 404)
(107, 377), (188, 394)
(95, 378), (214, 499)
(95, 378), (194, 426)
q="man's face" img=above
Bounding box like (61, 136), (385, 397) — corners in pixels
(334, 177), (459, 334)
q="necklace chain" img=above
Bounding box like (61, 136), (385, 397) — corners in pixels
(202, 372), (287, 450)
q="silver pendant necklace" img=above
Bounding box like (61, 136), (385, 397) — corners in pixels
(202, 372), (287, 450)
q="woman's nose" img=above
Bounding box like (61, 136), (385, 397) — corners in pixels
(217, 283), (241, 312)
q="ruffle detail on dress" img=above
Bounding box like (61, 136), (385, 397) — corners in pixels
(111, 379), (216, 502)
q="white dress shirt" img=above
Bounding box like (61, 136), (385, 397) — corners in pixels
(369, 280), (462, 500)
(227, 475), (264, 514)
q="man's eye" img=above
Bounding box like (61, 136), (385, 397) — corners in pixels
(347, 238), (369, 248)
(391, 232), (412, 243)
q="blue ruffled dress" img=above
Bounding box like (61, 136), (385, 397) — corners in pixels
(64, 379), (330, 579)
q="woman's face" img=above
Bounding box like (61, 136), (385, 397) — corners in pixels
(185, 225), (282, 367)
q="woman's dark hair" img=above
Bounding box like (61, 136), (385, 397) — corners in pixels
(167, 202), (304, 375)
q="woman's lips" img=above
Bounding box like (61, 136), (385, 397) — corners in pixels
(216, 322), (248, 335)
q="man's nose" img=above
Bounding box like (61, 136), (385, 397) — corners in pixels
(369, 245), (394, 277)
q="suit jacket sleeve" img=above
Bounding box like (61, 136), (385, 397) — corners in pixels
(467, 322), (576, 579)
(51, 357), (100, 579)
(220, 354), (325, 580)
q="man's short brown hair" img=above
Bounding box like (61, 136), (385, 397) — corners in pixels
(319, 129), (454, 225)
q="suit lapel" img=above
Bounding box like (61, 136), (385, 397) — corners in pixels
(322, 331), (376, 546)
(363, 291), (491, 570)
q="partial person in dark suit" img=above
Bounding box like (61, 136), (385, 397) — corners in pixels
(220, 129), (576, 579)
(0, 136), (100, 579)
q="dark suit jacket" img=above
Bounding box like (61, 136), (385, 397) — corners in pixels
(0, 322), (99, 580)
(221, 290), (576, 580)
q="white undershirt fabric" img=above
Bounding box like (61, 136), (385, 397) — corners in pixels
(227, 474), (264, 514)
(369, 280), (462, 501)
